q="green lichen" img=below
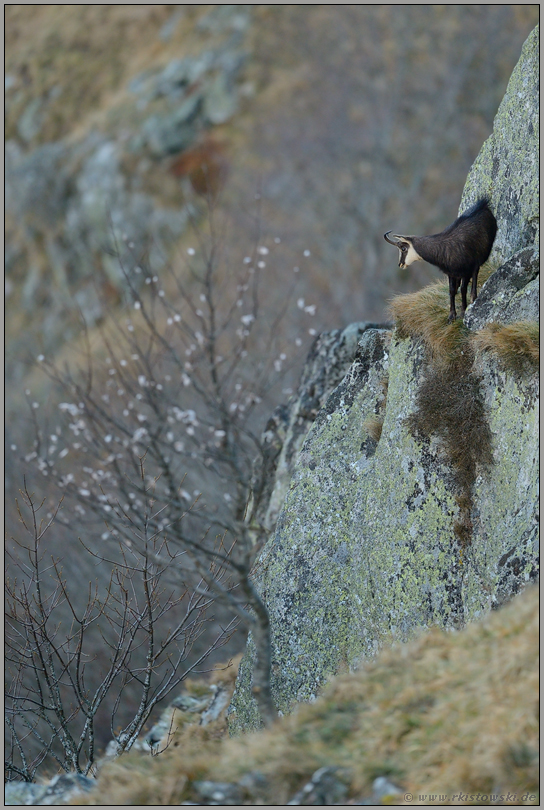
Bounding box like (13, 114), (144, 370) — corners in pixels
(461, 26), (539, 264)
(229, 327), (539, 734)
(230, 27), (540, 733)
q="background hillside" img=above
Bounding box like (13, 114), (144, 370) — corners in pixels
(5, 5), (538, 383)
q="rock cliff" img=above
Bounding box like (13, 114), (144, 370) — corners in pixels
(229, 26), (539, 732)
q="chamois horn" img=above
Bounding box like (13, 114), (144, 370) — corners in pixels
(383, 231), (403, 246)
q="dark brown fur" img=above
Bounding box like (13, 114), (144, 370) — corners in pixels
(386, 199), (498, 322)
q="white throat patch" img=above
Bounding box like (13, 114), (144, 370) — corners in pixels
(401, 242), (422, 267)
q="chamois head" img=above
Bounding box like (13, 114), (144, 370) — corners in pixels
(383, 232), (422, 269)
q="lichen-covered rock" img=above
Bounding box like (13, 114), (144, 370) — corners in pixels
(462, 26), (539, 332)
(247, 321), (390, 547)
(230, 328), (395, 730)
(470, 351), (539, 610)
(464, 246), (539, 329)
(230, 323), (539, 731)
(230, 28), (540, 732)
(460, 26), (539, 264)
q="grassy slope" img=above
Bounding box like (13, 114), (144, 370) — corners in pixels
(73, 585), (539, 806)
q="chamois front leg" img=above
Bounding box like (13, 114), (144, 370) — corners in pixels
(448, 276), (460, 323)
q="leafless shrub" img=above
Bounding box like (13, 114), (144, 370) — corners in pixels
(8, 207), (315, 776)
(5, 479), (236, 781)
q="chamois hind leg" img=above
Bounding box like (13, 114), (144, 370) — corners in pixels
(470, 267), (479, 304)
(448, 276), (461, 323)
(460, 276), (470, 318)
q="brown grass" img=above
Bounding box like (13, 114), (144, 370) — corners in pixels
(363, 415), (384, 443)
(393, 282), (495, 547)
(472, 322), (539, 371)
(405, 358), (493, 495)
(388, 282), (471, 363)
(388, 262), (498, 364)
(72, 586), (539, 806)
(389, 273), (536, 550)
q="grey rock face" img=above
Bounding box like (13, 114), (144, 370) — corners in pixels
(286, 766), (350, 806)
(230, 27), (540, 733)
(461, 26), (539, 333)
(202, 72), (238, 125)
(193, 780), (245, 806)
(6, 133), (189, 329)
(138, 39), (248, 156)
(248, 321), (391, 546)
(196, 5), (251, 35)
(464, 246), (539, 329)
(5, 782), (44, 806)
(6, 141), (71, 228)
(5, 12), (251, 352)
(142, 94), (202, 156)
(17, 97), (44, 143)
(5, 774), (95, 806)
(461, 26), (539, 265)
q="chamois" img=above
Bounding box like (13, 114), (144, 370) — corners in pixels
(384, 198), (497, 322)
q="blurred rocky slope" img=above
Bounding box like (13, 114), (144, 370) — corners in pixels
(230, 25), (539, 731)
(5, 5), (538, 396)
(6, 586), (539, 805)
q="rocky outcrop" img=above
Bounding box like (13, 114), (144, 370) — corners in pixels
(5, 6), (251, 348)
(247, 321), (390, 548)
(229, 27), (539, 732)
(464, 246), (539, 329)
(462, 24), (539, 330)
(4, 774), (95, 806)
(460, 26), (539, 267)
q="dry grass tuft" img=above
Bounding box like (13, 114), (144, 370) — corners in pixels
(388, 260), (498, 363)
(363, 415), (384, 443)
(472, 321), (539, 371)
(389, 275), (537, 551)
(72, 586), (539, 806)
(389, 282), (471, 363)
